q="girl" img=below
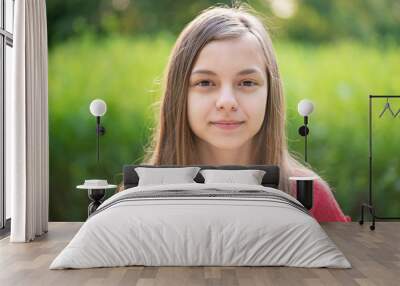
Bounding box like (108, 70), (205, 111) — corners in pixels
(124, 3), (350, 222)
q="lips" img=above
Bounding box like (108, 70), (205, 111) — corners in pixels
(212, 120), (244, 124)
(210, 120), (245, 130)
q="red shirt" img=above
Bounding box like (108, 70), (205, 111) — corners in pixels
(290, 178), (351, 222)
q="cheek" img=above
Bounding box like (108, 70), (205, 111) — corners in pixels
(187, 93), (211, 132)
(241, 93), (267, 129)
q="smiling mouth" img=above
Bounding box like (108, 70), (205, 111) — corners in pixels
(210, 121), (245, 130)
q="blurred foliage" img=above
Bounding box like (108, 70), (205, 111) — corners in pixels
(46, 0), (400, 48)
(46, 0), (232, 47)
(49, 34), (400, 221)
(275, 0), (400, 44)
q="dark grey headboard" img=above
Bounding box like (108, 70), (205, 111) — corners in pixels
(123, 165), (280, 190)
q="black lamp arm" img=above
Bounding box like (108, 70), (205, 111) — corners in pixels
(298, 116), (309, 136)
(298, 116), (309, 163)
(96, 116), (106, 162)
(96, 116), (106, 136)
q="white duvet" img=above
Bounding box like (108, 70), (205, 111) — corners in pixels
(49, 183), (351, 269)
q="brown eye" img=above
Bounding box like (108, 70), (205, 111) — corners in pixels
(240, 80), (257, 87)
(196, 80), (214, 87)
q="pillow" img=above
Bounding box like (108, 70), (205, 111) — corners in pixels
(200, 169), (266, 185)
(135, 167), (201, 186)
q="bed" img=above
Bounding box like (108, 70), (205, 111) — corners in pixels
(49, 164), (351, 269)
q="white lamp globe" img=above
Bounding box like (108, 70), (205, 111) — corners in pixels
(298, 99), (314, 116)
(89, 99), (107, 117)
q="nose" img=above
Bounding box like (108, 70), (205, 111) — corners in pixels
(215, 85), (238, 111)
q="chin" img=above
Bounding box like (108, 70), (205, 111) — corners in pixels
(207, 137), (249, 150)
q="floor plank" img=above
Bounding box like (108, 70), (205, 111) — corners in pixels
(0, 222), (399, 286)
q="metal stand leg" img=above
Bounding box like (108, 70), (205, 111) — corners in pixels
(359, 204), (364, 225)
(370, 206), (375, 231)
(87, 189), (106, 217)
(359, 203), (376, 231)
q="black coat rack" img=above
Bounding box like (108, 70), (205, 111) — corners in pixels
(359, 95), (400, 230)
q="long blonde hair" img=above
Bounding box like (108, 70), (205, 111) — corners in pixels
(119, 3), (323, 194)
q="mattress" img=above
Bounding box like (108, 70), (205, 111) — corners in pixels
(49, 183), (351, 269)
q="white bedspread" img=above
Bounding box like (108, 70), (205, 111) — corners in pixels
(49, 183), (351, 269)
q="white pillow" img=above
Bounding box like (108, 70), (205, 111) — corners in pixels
(135, 167), (201, 186)
(200, 169), (266, 185)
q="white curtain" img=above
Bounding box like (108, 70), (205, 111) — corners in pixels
(7, 0), (49, 242)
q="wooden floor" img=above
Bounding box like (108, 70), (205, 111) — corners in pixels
(0, 222), (399, 286)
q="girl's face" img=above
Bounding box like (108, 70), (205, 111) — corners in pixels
(187, 33), (268, 150)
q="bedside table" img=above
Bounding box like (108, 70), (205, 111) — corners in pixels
(77, 181), (117, 217)
(289, 176), (317, 210)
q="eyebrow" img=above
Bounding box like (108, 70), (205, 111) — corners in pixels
(191, 68), (262, 76)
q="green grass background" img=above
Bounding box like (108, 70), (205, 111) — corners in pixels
(49, 34), (400, 221)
